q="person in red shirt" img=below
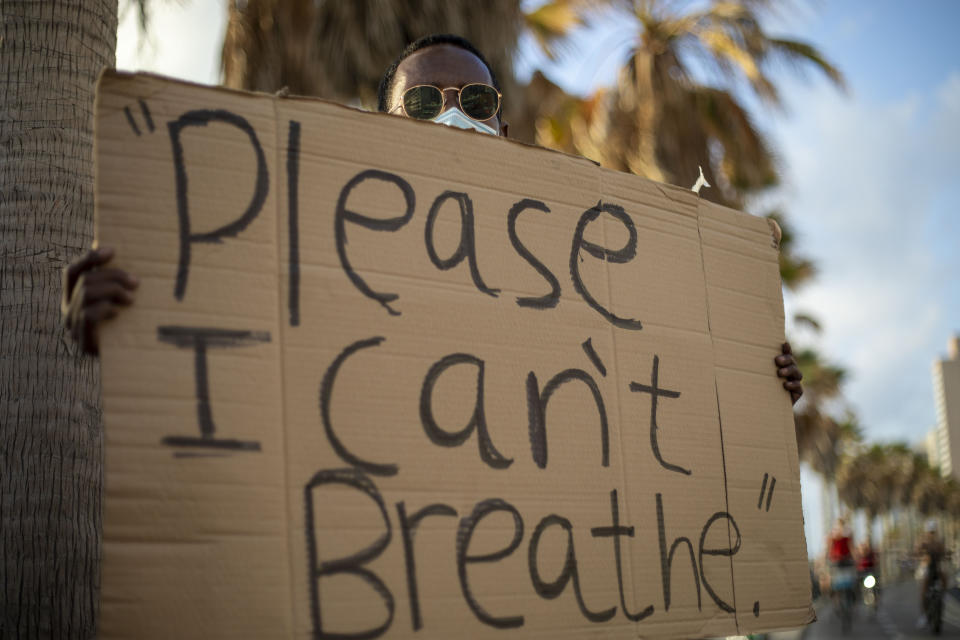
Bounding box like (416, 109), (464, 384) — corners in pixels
(825, 518), (856, 628)
(856, 540), (877, 573)
(827, 517), (854, 567)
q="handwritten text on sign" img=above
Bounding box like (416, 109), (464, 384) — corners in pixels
(96, 72), (810, 640)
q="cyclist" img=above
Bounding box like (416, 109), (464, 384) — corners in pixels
(826, 517), (856, 631)
(827, 517), (855, 567)
(856, 540), (879, 608)
(916, 520), (947, 629)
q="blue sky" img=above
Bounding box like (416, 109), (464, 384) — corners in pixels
(117, 0), (959, 553)
(770, 0), (960, 552)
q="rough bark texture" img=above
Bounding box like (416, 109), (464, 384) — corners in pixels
(0, 1), (117, 637)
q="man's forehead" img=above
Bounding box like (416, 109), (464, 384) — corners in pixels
(393, 44), (493, 91)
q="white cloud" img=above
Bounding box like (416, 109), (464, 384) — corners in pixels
(936, 71), (960, 113)
(116, 0), (228, 85)
(772, 71), (960, 443)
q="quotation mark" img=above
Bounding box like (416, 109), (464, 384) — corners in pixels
(757, 472), (776, 511)
(754, 472), (777, 617)
(124, 99), (154, 136)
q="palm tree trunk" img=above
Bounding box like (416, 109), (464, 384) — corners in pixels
(823, 478), (839, 526)
(1, 2), (117, 637)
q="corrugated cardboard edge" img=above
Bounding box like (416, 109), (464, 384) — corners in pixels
(96, 69), (603, 170)
(695, 196), (816, 631)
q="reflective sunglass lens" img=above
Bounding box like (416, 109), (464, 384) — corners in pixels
(403, 86), (444, 119)
(459, 84), (499, 120)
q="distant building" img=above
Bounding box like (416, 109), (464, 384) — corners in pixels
(931, 335), (960, 479)
(925, 422), (948, 472)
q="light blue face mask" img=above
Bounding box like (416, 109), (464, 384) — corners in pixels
(432, 107), (498, 135)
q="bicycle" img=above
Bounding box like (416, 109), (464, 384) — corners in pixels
(831, 565), (856, 634)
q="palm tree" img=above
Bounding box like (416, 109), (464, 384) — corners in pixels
(1, 1), (118, 637)
(910, 462), (960, 547)
(766, 210), (816, 293)
(220, 0), (523, 115)
(838, 444), (903, 556)
(792, 348), (848, 470)
(797, 410), (858, 533)
(218, 0), (844, 207)
(840, 444), (956, 556)
(913, 464), (948, 517)
(218, 0), (604, 143)
(576, 0), (844, 208)
(943, 479), (960, 549)
(837, 447), (884, 529)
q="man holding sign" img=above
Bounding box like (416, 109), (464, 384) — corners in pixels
(57, 26), (822, 637)
(65, 37), (812, 634)
(62, 33), (803, 405)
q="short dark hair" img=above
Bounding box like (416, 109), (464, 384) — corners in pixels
(377, 33), (501, 114)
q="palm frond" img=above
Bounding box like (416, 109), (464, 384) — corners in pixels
(222, 0), (523, 112)
(792, 312), (822, 332)
(766, 211), (817, 289)
(523, 0), (590, 61)
(767, 37), (847, 91)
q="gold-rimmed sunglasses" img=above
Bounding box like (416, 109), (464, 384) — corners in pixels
(393, 83), (501, 122)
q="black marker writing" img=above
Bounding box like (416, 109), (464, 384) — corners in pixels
(287, 119), (301, 326)
(631, 355), (689, 475)
(419, 353), (512, 469)
(699, 511), (741, 613)
(320, 337), (398, 476)
(157, 326), (269, 452)
(138, 98), (155, 133)
(581, 338), (607, 377)
(657, 493), (701, 612)
(124, 105), (141, 136)
(591, 490), (654, 621)
(529, 514), (616, 622)
(456, 498), (524, 629)
(397, 501), (457, 631)
(304, 468), (394, 640)
(334, 169), (415, 316)
(507, 198), (560, 309)
(168, 109), (268, 300)
(526, 368), (609, 469)
(570, 201), (642, 330)
(425, 191), (499, 297)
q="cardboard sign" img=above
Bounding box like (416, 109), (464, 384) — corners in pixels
(95, 71), (812, 640)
